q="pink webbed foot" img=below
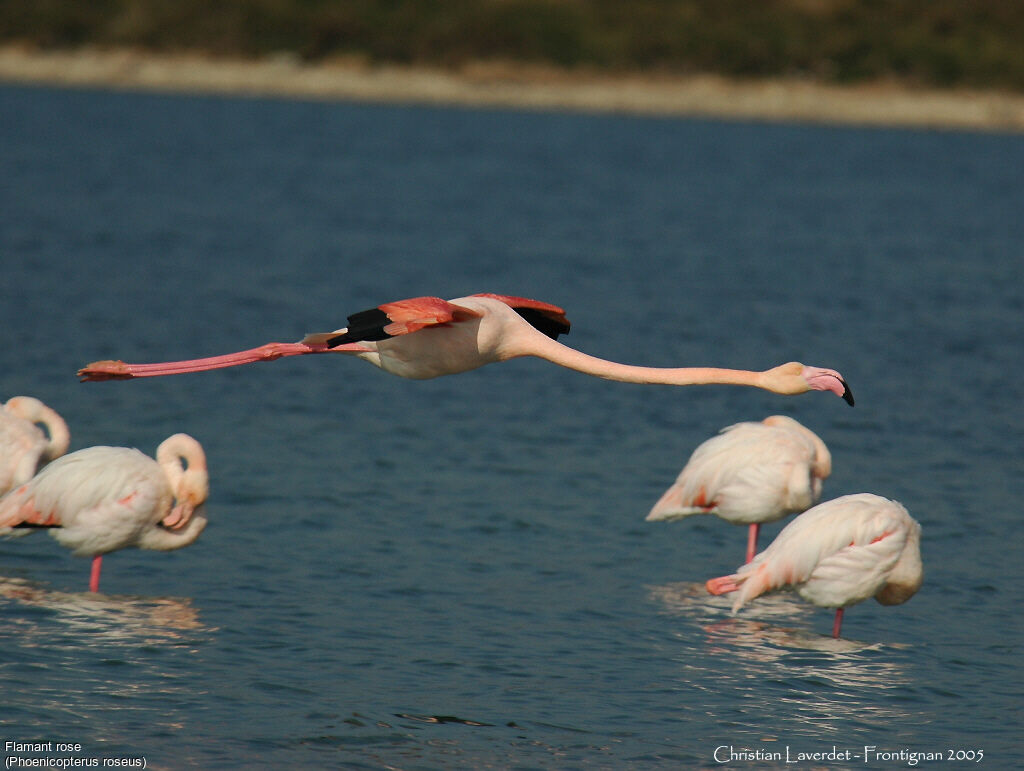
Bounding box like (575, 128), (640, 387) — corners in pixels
(706, 576), (740, 595)
(78, 360), (134, 381)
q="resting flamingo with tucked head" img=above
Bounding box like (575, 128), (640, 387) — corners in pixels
(0, 434), (209, 593)
(706, 493), (923, 638)
(646, 415), (832, 563)
(78, 294), (854, 404)
(1, 396), (71, 496)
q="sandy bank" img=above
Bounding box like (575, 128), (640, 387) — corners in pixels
(3, 45), (1024, 132)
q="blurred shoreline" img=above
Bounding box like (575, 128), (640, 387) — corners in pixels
(3, 45), (1024, 132)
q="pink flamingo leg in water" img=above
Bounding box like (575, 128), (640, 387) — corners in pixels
(745, 523), (760, 563)
(832, 607), (844, 638)
(89, 555), (103, 593)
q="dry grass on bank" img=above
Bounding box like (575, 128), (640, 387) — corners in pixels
(3, 45), (1024, 132)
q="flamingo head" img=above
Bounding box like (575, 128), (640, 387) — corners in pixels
(760, 363), (854, 405)
(4, 396), (71, 459)
(163, 468), (210, 530)
(157, 434), (210, 530)
(875, 519), (923, 606)
(800, 365), (854, 406)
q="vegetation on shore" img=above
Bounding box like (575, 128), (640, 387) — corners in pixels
(2, 0), (1023, 91)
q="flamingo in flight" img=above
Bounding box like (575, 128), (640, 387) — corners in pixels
(0, 434), (209, 593)
(706, 493), (923, 638)
(646, 415), (832, 563)
(78, 294), (854, 404)
(1, 396), (71, 496)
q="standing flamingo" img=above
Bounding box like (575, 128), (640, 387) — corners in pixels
(646, 415), (832, 563)
(705, 493), (923, 638)
(0, 434), (209, 593)
(78, 294), (854, 404)
(1, 396), (71, 496)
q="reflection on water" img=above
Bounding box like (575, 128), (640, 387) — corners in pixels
(0, 575), (212, 741)
(649, 582), (921, 737)
(0, 575), (208, 644)
(651, 581), (813, 623)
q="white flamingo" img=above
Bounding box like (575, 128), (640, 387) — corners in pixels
(706, 493), (923, 638)
(647, 416), (832, 562)
(0, 434), (209, 592)
(0, 396), (70, 496)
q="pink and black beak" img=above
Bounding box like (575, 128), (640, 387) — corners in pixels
(839, 378), (854, 406)
(804, 367), (855, 406)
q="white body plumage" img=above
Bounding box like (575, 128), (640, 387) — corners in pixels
(0, 434), (209, 591)
(710, 493), (923, 614)
(647, 415), (831, 526)
(0, 396), (70, 496)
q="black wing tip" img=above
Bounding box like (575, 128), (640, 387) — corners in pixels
(327, 307), (394, 347)
(514, 307), (570, 340)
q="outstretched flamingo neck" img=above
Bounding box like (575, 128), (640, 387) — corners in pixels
(504, 330), (768, 389)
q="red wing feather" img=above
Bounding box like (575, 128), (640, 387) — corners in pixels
(472, 294), (569, 327)
(0, 489), (61, 528)
(327, 293), (568, 348)
(471, 294), (571, 338)
(378, 296), (483, 336)
(326, 296), (484, 346)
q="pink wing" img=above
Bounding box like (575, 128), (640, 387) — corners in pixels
(471, 294), (571, 336)
(377, 296), (485, 336)
(311, 294), (571, 348)
(0, 481), (64, 528)
(305, 296), (484, 347)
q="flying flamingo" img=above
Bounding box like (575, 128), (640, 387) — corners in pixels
(78, 294), (854, 404)
(1, 396), (71, 496)
(0, 434), (209, 593)
(646, 415), (832, 563)
(705, 493), (923, 638)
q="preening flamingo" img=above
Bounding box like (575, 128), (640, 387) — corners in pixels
(0, 434), (209, 592)
(706, 493), (922, 638)
(78, 294), (854, 403)
(646, 415), (832, 563)
(0, 396), (71, 496)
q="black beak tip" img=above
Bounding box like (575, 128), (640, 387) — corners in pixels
(842, 381), (855, 407)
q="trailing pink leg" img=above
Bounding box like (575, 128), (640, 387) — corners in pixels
(78, 341), (368, 381)
(90, 555), (103, 593)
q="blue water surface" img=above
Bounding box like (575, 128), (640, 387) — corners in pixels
(1, 83), (1022, 769)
